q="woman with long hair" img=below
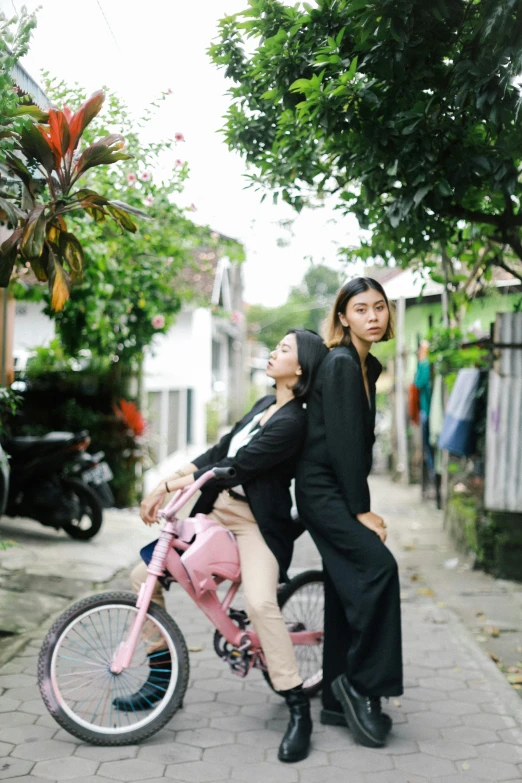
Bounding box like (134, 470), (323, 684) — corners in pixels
(296, 278), (403, 749)
(118, 328), (327, 764)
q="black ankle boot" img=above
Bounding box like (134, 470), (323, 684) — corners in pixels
(113, 649), (171, 712)
(320, 704), (392, 734)
(331, 675), (386, 748)
(278, 685), (312, 763)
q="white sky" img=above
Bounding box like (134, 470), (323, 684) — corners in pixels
(4, 0), (363, 305)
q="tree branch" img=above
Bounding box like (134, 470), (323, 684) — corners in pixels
(444, 204), (522, 229)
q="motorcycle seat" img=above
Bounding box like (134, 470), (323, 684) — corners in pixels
(4, 432), (79, 456)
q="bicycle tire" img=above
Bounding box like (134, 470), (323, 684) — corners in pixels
(262, 569), (324, 697)
(38, 591), (189, 745)
(60, 478), (103, 540)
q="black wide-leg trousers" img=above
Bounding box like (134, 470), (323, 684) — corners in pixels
(299, 492), (403, 704)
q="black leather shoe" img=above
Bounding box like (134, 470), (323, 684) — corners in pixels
(331, 675), (386, 748)
(320, 706), (392, 734)
(113, 649), (171, 712)
(278, 685), (312, 763)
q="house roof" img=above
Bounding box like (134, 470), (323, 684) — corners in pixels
(364, 265), (521, 302)
(10, 62), (50, 110)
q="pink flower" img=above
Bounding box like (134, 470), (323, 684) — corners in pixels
(152, 314), (165, 329)
(127, 173), (137, 184)
(145, 195), (154, 206)
(189, 203), (197, 212)
(175, 159), (184, 167)
(167, 88), (173, 95)
(139, 171), (151, 182)
(175, 132), (185, 142)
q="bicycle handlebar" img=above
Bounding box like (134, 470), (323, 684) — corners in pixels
(158, 466), (237, 522)
(213, 467), (236, 479)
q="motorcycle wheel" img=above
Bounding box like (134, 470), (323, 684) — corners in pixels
(60, 478), (103, 540)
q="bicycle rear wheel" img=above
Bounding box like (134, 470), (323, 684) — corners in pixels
(38, 591), (189, 745)
(263, 569), (324, 696)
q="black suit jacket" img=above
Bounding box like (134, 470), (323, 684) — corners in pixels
(191, 395), (306, 581)
(297, 343), (382, 518)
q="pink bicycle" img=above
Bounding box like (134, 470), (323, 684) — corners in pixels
(38, 468), (325, 745)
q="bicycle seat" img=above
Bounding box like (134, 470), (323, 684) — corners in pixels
(4, 431), (80, 457)
(175, 514), (241, 597)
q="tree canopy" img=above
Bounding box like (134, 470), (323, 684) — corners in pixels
(210, 0), (522, 288)
(248, 262), (342, 348)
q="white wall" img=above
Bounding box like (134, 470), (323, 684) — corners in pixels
(12, 301), (55, 369)
(143, 306), (213, 448)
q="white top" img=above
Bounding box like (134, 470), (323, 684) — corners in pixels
(227, 412), (264, 496)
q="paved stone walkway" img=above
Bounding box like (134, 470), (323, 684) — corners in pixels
(1, 477), (522, 782)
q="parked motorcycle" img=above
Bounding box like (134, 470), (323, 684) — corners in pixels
(0, 430), (113, 540)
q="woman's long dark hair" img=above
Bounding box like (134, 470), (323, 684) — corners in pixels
(324, 277), (395, 348)
(286, 328), (328, 400)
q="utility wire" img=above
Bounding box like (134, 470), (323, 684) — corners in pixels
(95, 0), (120, 51)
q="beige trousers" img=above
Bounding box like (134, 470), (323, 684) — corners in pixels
(131, 490), (302, 691)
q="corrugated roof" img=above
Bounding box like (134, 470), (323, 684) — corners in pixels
(9, 62), (50, 110)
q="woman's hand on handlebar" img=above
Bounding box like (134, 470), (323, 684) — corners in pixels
(356, 511), (387, 543)
(140, 474), (196, 526)
(140, 486), (166, 526)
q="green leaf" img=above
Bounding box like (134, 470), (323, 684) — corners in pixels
(413, 185), (431, 207)
(107, 204), (138, 233)
(0, 197), (25, 226)
(59, 231), (84, 282)
(0, 228), (22, 287)
(74, 134), (132, 175)
(4, 152), (33, 191)
(20, 205), (47, 259)
(289, 78), (311, 93)
(19, 122), (55, 174)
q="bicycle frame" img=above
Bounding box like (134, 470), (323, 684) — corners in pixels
(110, 469), (322, 675)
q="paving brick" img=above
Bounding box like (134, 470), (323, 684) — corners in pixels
(17, 699), (48, 716)
(429, 699), (481, 716)
(363, 773), (429, 783)
(0, 674), (36, 689)
(394, 751), (457, 778)
(175, 727), (235, 749)
(167, 712), (210, 731)
(11, 738), (77, 762)
(329, 748), (394, 772)
(419, 739), (478, 760)
(441, 726), (500, 745)
(0, 698), (20, 714)
(98, 759), (165, 781)
(299, 767), (364, 783)
(138, 741), (201, 765)
(236, 729), (281, 749)
(32, 756), (98, 779)
(0, 725), (54, 744)
(209, 715), (265, 732)
(74, 744), (139, 761)
(476, 742), (522, 764)
(164, 760), (230, 782)
(202, 743), (264, 766)
(217, 689), (267, 706)
(455, 757), (521, 780)
(0, 759), (35, 780)
(498, 727), (522, 745)
(183, 688), (218, 705)
(0, 711), (35, 728)
(462, 712), (516, 730)
(1, 686), (41, 702)
(0, 742), (13, 756)
(184, 701), (239, 719)
(230, 761), (298, 783)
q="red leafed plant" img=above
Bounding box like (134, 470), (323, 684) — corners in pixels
(113, 398), (146, 437)
(0, 91), (148, 310)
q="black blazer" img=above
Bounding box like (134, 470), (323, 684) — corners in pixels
(297, 343), (382, 517)
(190, 395), (306, 581)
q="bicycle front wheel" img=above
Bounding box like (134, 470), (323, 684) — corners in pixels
(38, 591), (189, 745)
